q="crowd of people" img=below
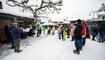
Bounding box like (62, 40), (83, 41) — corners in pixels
(4, 23), (35, 53)
(4, 23), (56, 53)
(91, 22), (105, 42)
(57, 19), (105, 54)
(3, 20), (105, 54)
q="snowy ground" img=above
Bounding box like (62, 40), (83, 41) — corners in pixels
(0, 31), (105, 60)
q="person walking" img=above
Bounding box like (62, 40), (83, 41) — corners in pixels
(10, 23), (23, 53)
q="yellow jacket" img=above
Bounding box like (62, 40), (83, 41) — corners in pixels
(63, 30), (66, 36)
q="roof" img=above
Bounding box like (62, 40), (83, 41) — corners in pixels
(0, 12), (34, 21)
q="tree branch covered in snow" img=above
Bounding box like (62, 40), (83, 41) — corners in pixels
(6, 0), (62, 21)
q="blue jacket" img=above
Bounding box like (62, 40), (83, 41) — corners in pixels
(91, 26), (99, 36)
(10, 26), (21, 40)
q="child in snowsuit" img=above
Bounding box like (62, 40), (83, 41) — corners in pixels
(42, 26), (45, 34)
(63, 30), (66, 40)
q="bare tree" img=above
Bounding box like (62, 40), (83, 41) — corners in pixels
(6, 0), (62, 24)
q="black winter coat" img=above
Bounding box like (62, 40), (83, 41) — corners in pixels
(99, 22), (105, 35)
(74, 23), (83, 40)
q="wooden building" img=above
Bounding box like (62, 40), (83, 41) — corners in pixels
(0, 12), (34, 43)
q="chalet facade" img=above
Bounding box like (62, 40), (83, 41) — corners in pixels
(0, 1), (35, 43)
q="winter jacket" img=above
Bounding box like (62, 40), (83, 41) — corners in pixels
(74, 23), (83, 40)
(91, 26), (99, 36)
(67, 28), (70, 35)
(70, 26), (76, 36)
(10, 26), (21, 40)
(42, 27), (45, 31)
(82, 23), (86, 38)
(63, 30), (66, 36)
(99, 22), (105, 35)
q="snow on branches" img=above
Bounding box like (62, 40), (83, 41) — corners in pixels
(6, 0), (62, 18)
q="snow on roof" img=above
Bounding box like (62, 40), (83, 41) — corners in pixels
(41, 22), (57, 26)
(0, 10), (33, 19)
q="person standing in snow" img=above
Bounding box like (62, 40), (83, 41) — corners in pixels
(70, 24), (76, 41)
(47, 27), (51, 35)
(37, 27), (42, 37)
(63, 29), (66, 40)
(4, 24), (12, 42)
(81, 22), (87, 47)
(62, 25), (66, 40)
(67, 26), (70, 38)
(73, 19), (83, 54)
(60, 26), (64, 40)
(42, 26), (45, 34)
(91, 24), (99, 41)
(98, 21), (105, 43)
(10, 23), (23, 53)
(61, 26), (65, 40)
(52, 27), (55, 35)
(58, 26), (62, 39)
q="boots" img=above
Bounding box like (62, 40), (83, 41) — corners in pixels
(73, 50), (80, 54)
(17, 50), (23, 53)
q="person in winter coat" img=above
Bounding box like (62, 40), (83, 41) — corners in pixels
(67, 26), (70, 38)
(81, 22), (87, 46)
(42, 26), (45, 34)
(99, 22), (105, 42)
(37, 27), (42, 37)
(61, 26), (65, 40)
(58, 26), (62, 39)
(73, 19), (83, 54)
(10, 23), (22, 53)
(70, 24), (76, 41)
(52, 27), (55, 35)
(47, 27), (51, 35)
(63, 30), (66, 40)
(4, 24), (12, 42)
(91, 25), (99, 41)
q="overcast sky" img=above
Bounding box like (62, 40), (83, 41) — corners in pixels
(0, 0), (105, 21)
(49, 0), (105, 21)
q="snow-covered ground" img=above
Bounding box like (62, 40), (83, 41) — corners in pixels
(1, 31), (105, 60)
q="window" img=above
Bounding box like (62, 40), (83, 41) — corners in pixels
(0, 1), (3, 9)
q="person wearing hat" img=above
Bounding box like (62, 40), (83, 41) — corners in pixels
(10, 23), (23, 53)
(73, 19), (83, 54)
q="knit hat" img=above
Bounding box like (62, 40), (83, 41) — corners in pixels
(77, 19), (81, 23)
